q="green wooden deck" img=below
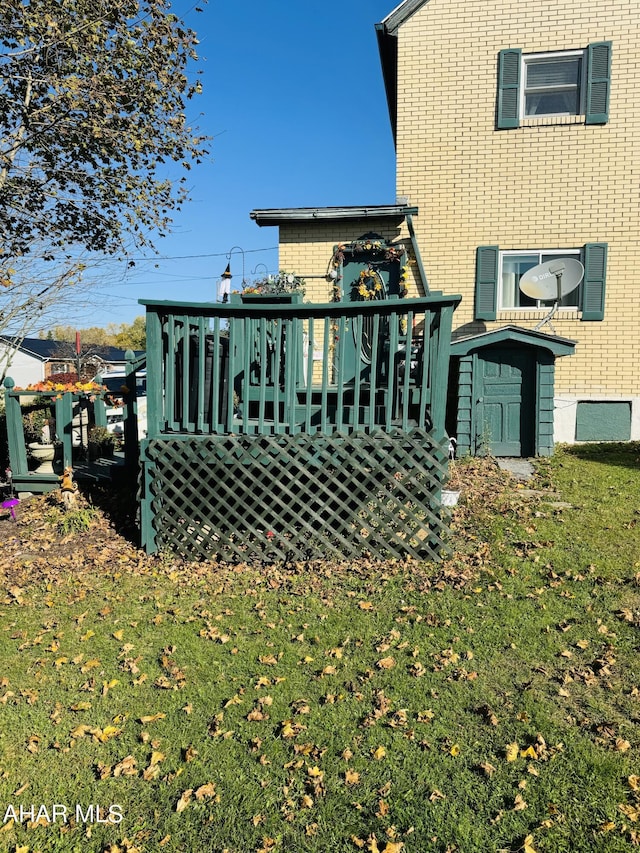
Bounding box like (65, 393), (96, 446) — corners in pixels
(138, 294), (461, 561)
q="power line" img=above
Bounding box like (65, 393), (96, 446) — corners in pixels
(96, 246), (279, 263)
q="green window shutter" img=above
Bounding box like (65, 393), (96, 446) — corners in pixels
(497, 49), (521, 129)
(581, 242), (607, 321)
(585, 42), (612, 124)
(475, 246), (499, 321)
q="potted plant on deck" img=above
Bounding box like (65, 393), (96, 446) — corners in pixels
(239, 271), (306, 304)
(87, 425), (116, 460)
(23, 407), (56, 474)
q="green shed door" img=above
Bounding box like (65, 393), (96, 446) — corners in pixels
(476, 348), (535, 456)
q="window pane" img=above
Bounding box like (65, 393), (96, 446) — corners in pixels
(526, 58), (580, 88)
(501, 255), (537, 308)
(525, 89), (580, 116)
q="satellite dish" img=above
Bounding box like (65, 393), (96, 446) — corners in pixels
(519, 258), (584, 301)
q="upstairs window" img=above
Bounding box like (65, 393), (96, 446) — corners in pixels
(497, 42), (611, 128)
(523, 52), (583, 117)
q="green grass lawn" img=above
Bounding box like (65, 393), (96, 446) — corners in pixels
(1, 443), (639, 853)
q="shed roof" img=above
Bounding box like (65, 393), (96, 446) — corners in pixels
(250, 204), (418, 226)
(450, 325), (577, 357)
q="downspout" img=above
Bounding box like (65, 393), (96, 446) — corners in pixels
(405, 214), (430, 295)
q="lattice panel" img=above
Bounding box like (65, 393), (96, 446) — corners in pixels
(142, 430), (451, 562)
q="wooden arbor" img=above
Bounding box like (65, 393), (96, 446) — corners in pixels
(138, 293), (461, 562)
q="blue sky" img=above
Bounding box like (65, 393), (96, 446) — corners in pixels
(85, 0), (399, 328)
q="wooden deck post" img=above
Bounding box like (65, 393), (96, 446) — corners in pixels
(3, 378), (28, 475)
(54, 392), (74, 468)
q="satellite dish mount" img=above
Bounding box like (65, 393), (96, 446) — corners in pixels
(518, 258), (584, 333)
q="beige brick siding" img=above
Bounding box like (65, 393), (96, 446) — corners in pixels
(277, 218), (422, 304)
(394, 0), (639, 398)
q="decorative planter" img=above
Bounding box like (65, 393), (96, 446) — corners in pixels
(28, 442), (55, 474)
(237, 291), (304, 305)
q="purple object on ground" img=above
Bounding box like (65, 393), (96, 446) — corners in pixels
(2, 498), (19, 520)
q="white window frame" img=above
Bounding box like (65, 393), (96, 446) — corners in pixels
(499, 249), (582, 311)
(521, 50), (585, 118)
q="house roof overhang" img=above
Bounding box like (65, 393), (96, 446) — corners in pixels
(450, 325), (577, 357)
(375, 0), (431, 143)
(250, 204), (418, 227)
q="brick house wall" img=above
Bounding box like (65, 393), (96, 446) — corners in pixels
(252, 0), (639, 444)
(389, 0), (639, 440)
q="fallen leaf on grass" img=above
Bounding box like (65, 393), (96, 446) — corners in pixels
(195, 782), (218, 801)
(417, 709), (435, 723)
(505, 742), (519, 762)
(373, 800), (389, 822)
(513, 793), (527, 811)
(26, 735), (40, 754)
(372, 745), (386, 760)
(522, 834), (538, 853)
(619, 803), (640, 821)
(138, 713), (166, 724)
(279, 720), (306, 739)
(113, 755), (137, 777)
(92, 725), (121, 743)
(70, 724), (92, 740)
(377, 657), (396, 670)
(345, 769), (360, 786)
(176, 789), (193, 812)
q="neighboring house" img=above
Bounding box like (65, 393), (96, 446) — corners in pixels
(0, 337), (140, 388)
(251, 0), (639, 455)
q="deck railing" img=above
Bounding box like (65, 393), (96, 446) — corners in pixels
(141, 294), (461, 440)
(2, 349), (144, 493)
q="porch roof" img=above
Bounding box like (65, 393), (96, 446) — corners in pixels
(450, 325), (577, 357)
(249, 204), (418, 226)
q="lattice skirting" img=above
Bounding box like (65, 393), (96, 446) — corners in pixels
(140, 430), (452, 563)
